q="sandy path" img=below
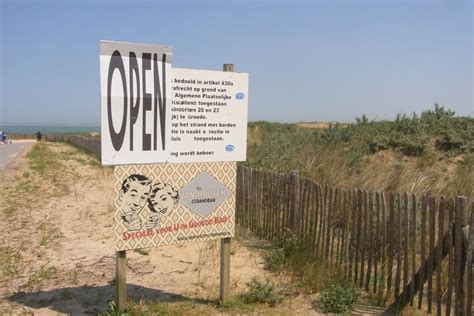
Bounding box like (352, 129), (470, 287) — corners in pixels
(0, 142), (321, 315)
(0, 140), (36, 171)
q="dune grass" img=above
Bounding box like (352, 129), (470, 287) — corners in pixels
(245, 105), (473, 197)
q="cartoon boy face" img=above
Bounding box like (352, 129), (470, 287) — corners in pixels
(148, 183), (179, 216)
(119, 174), (152, 217)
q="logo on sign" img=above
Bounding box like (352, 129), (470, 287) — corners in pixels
(178, 172), (232, 217)
(235, 92), (245, 100)
(225, 144), (234, 152)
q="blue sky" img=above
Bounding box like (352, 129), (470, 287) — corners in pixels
(0, 0), (472, 124)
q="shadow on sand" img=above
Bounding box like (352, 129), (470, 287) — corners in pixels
(6, 283), (212, 315)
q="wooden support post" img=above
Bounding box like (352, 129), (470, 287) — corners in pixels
(220, 237), (231, 304)
(116, 250), (127, 311)
(219, 63), (233, 305)
(223, 63), (234, 72)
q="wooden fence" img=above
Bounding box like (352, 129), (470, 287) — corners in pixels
(236, 165), (473, 315)
(45, 134), (101, 160)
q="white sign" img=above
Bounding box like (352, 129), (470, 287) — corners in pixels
(100, 41), (173, 165)
(169, 68), (249, 162)
(100, 41), (249, 166)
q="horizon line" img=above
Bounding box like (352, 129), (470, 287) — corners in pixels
(0, 123), (101, 126)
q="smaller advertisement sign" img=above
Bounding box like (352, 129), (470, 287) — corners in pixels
(114, 162), (236, 250)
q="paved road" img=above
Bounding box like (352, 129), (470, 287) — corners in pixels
(0, 140), (36, 171)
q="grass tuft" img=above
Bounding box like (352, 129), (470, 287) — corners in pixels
(240, 278), (283, 307)
(24, 265), (58, 289)
(0, 246), (23, 277)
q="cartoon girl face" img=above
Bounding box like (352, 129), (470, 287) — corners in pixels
(148, 183), (178, 216)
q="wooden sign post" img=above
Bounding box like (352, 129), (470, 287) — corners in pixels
(219, 64), (233, 306)
(116, 250), (126, 310)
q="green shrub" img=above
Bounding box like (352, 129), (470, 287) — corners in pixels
(264, 228), (343, 294)
(247, 106), (473, 183)
(264, 228), (298, 271)
(435, 132), (467, 153)
(241, 278), (283, 307)
(393, 137), (426, 156)
(319, 283), (359, 314)
(366, 135), (390, 154)
(346, 147), (364, 170)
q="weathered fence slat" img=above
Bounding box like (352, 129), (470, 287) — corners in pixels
(348, 189), (353, 271)
(378, 191), (387, 302)
(373, 191), (379, 294)
(395, 193), (402, 298)
(426, 197), (436, 314)
(340, 190), (348, 269)
(306, 180), (313, 244)
(360, 190), (367, 288)
(330, 188), (338, 263)
(446, 198), (454, 316)
(317, 184), (324, 256)
(277, 174), (284, 240)
(403, 192), (409, 293)
(387, 193), (395, 295)
(325, 187), (333, 261)
(427, 196), (436, 314)
(418, 195), (427, 309)
(311, 182), (319, 251)
(454, 197), (466, 316)
(347, 190), (353, 278)
(365, 191), (373, 292)
(335, 188), (341, 263)
(436, 197), (445, 316)
(410, 193), (416, 307)
(355, 189), (362, 283)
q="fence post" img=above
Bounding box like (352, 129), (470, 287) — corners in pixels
(291, 170), (300, 234)
(219, 63), (233, 305)
(460, 198), (473, 315)
(465, 202), (473, 315)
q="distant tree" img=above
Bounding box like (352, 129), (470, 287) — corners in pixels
(355, 114), (369, 125)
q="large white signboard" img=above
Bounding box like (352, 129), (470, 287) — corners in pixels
(100, 41), (249, 166)
(100, 41), (173, 165)
(169, 68), (249, 162)
(100, 41), (247, 250)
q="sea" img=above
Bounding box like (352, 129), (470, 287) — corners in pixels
(0, 124), (100, 134)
